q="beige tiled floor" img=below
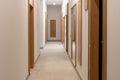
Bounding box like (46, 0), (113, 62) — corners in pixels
(28, 42), (80, 80)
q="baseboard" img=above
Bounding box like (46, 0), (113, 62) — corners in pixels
(40, 47), (44, 49)
(35, 53), (40, 64)
(67, 54), (82, 80)
(25, 73), (30, 80)
(47, 40), (61, 42)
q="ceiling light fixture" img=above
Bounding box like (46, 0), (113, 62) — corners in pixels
(53, 3), (56, 5)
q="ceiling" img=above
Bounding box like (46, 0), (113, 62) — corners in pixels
(46, 0), (63, 5)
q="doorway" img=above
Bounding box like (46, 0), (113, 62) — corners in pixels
(71, 4), (77, 67)
(28, 0), (34, 72)
(88, 0), (107, 80)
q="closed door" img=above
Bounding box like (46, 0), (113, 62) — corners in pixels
(50, 20), (56, 37)
(88, 0), (99, 80)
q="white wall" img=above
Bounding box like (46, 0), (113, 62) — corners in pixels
(76, 0), (88, 80)
(62, 0), (88, 80)
(34, 0), (41, 62)
(47, 5), (61, 41)
(40, 0), (47, 48)
(0, 0), (28, 80)
(107, 0), (120, 80)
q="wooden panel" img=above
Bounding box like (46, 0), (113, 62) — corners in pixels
(66, 3), (69, 52)
(66, 15), (68, 52)
(61, 17), (65, 44)
(29, 0), (34, 7)
(78, 0), (82, 65)
(71, 4), (77, 67)
(50, 20), (56, 37)
(45, 12), (48, 43)
(88, 0), (99, 80)
(28, 4), (34, 71)
(102, 0), (107, 80)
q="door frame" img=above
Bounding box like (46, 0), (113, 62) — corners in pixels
(65, 3), (69, 52)
(71, 4), (77, 67)
(77, 0), (82, 66)
(45, 12), (48, 43)
(28, 0), (34, 73)
(88, 0), (99, 80)
(102, 0), (107, 80)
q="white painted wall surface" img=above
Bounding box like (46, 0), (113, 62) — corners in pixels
(47, 5), (61, 41)
(0, 0), (28, 80)
(107, 0), (120, 80)
(40, 0), (47, 48)
(34, 0), (41, 62)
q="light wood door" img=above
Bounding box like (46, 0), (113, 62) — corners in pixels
(88, 0), (99, 80)
(50, 20), (56, 37)
(77, 0), (82, 66)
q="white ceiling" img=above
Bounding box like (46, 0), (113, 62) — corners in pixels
(46, 0), (63, 5)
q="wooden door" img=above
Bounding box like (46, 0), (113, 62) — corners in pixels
(78, 0), (82, 65)
(28, 0), (34, 73)
(88, 0), (99, 80)
(50, 20), (56, 37)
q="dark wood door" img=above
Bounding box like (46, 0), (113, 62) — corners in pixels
(50, 20), (56, 37)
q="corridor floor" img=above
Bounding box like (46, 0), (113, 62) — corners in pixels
(28, 42), (80, 80)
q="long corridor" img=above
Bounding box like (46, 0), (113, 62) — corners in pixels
(28, 42), (80, 80)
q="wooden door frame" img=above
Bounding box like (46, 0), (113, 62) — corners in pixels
(65, 3), (69, 52)
(61, 16), (65, 44)
(102, 0), (107, 80)
(88, 0), (99, 80)
(88, 0), (107, 80)
(77, 0), (82, 66)
(45, 12), (48, 43)
(28, 0), (34, 73)
(71, 4), (77, 67)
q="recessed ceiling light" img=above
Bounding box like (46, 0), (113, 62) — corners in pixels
(53, 3), (56, 5)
